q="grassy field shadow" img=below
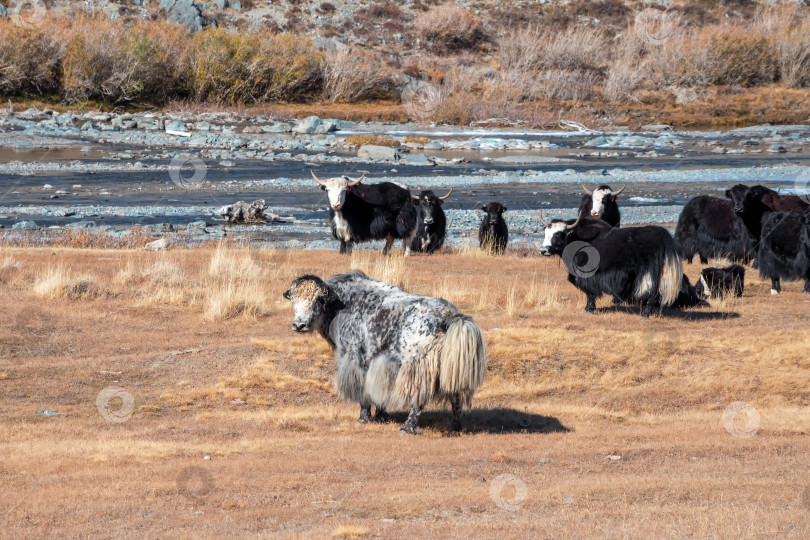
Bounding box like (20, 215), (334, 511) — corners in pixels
(384, 407), (570, 434)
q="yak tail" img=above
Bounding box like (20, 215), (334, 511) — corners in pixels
(659, 246), (683, 307)
(439, 315), (486, 403)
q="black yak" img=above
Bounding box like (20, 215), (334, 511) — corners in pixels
(539, 211), (683, 316)
(756, 211), (810, 294)
(284, 273), (486, 434)
(479, 202), (508, 254)
(409, 189), (451, 254)
(674, 196), (755, 264)
(695, 265), (746, 298)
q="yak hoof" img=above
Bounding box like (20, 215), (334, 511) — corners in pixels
(770, 289), (780, 295)
(399, 424), (419, 435)
(358, 410), (372, 424)
(450, 421), (462, 433)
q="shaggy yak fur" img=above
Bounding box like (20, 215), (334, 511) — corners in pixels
(675, 196), (755, 264)
(756, 211), (810, 294)
(283, 272), (487, 434)
(540, 214), (683, 316)
(695, 265), (746, 298)
(578, 184), (624, 227)
(409, 190), (450, 254)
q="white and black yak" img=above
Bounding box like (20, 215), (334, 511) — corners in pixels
(409, 189), (451, 254)
(283, 272), (487, 434)
(578, 184), (624, 227)
(674, 196), (755, 264)
(539, 211), (683, 316)
(695, 264), (746, 298)
(479, 202), (508, 254)
(756, 211), (810, 294)
(312, 171), (417, 255)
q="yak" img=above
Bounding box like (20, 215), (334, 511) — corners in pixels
(756, 211), (810, 294)
(579, 184), (625, 227)
(409, 189), (451, 254)
(539, 211), (683, 316)
(726, 184), (810, 240)
(312, 171), (417, 255)
(283, 272), (487, 434)
(479, 202), (508, 254)
(674, 196), (755, 264)
(695, 265), (746, 298)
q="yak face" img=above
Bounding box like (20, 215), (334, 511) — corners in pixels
(319, 176), (354, 210)
(283, 275), (345, 333)
(725, 184), (754, 214)
(416, 191), (440, 225)
(590, 186), (614, 218)
(540, 220), (568, 256)
(482, 202), (506, 225)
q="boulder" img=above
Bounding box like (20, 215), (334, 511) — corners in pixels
(144, 238), (169, 251)
(168, 0), (204, 32)
(292, 116), (336, 134)
(358, 145), (400, 161)
(12, 221), (38, 230)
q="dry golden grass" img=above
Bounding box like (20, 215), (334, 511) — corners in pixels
(1, 247), (810, 537)
(343, 134), (400, 148)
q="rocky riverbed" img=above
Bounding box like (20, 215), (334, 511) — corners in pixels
(2, 107), (809, 250)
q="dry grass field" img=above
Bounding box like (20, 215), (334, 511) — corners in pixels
(1, 245), (810, 538)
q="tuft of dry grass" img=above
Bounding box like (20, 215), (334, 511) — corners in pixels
(343, 134), (400, 148)
(203, 243), (267, 321)
(332, 524), (369, 538)
(32, 265), (101, 300)
(415, 3), (484, 54)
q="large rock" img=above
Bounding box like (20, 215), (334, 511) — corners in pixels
(12, 221), (38, 230)
(169, 1), (204, 32)
(358, 145), (400, 161)
(292, 116), (336, 134)
(144, 238), (169, 251)
(0, 5), (7, 18)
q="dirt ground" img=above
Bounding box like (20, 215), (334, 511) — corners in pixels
(1, 246), (809, 538)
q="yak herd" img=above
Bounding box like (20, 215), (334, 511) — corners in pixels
(284, 173), (809, 432)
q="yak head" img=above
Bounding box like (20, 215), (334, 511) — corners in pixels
(283, 275), (345, 333)
(725, 184), (763, 214)
(538, 209), (575, 256)
(583, 184), (625, 218)
(413, 189), (451, 225)
(311, 171), (366, 211)
(481, 201), (507, 226)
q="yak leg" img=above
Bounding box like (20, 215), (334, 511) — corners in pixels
(771, 277), (781, 295)
(584, 294), (597, 314)
(804, 277), (810, 294)
(382, 235), (394, 256)
(373, 405), (389, 422)
(339, 240), (353, 255)
(399, 406), (422, 434)
(358, 402), (372, 424)
(403, 227), (417, 257)
(450, 394), (463, 433)
(699, 254), (708, 264)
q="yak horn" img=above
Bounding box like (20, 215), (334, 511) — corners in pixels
(412, 194), (420, 200)
(311, 170), (326, 186)
(612, 184), (627, 195)
(581, 184), (593, 195)
(348, 172), (366, 186)
(438, 188), (453, 201)
(538, 209), (550, 227)
(566, 214), (583, 230)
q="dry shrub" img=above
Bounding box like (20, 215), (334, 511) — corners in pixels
(534, 69), (601, 101)
(203, 243), (267, 321)
(0, 256), (21, 284)
(415, 3), (484, 54)
(115, 259), (189, 305)
(322, 48), (393, 102)
(184, 29), (323, 104)
(772, 22), (810, 88)
(33, 265), (101, 300)
(344, 135), (399, 147)
(53, 227), (155, 249)
(0, 20), (62, 96)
